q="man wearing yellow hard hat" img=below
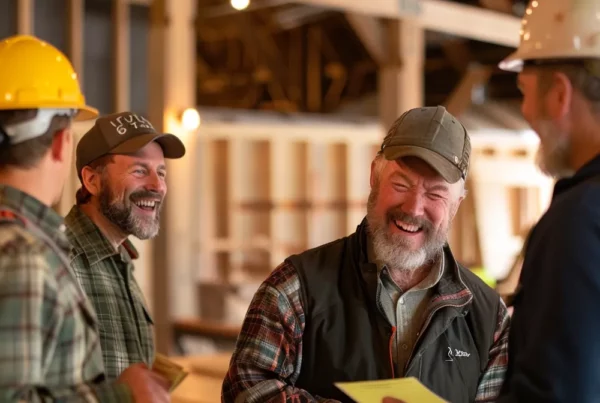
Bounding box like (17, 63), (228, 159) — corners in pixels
(0, 35), (170, 402)
(497, 1), (600, 402)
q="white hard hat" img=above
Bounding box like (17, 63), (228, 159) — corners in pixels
(499, 0), (600, 72)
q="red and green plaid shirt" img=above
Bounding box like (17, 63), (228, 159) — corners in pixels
(222, 260), (510, 402)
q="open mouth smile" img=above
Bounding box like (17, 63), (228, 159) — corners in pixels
(393, 219), (423, 234)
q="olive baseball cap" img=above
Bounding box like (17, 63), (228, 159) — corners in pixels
(379, 106), (471, 183)
(76, 111), (186, 177)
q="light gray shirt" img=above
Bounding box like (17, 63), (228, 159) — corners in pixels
(368, 237), (444, 375)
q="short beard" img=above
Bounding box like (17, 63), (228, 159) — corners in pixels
(366, 181), (449, 273)
(535, 118), (574, 179)
(98, 180), (162, 240)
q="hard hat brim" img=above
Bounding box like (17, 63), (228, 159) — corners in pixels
(74, 105), (99, 121)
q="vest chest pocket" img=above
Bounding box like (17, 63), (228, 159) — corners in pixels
(408, 328), (481, 403)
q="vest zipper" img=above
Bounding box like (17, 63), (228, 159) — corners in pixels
(388, 326), (396, 378)
(404, 302), (469, 374)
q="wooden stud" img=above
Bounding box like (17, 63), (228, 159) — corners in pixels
(67, 0), (84, 82)
(17, 0), (34, 35)
(113, 0), (130, 112)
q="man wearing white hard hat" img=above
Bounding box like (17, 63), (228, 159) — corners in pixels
(497, 1), (600, 402)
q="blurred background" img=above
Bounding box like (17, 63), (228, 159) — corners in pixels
(3, 0), (548, 400)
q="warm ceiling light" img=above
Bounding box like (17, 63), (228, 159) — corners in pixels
(180, 108), (201, 131)
(231, 0), (250, 11)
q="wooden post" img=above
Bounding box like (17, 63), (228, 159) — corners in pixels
(113, 0), (130, 112)
(378, 19), (424, 131)
(17, 0), (34, 35)
(67, 0), (84, 81)
(148, 0), (197, 354)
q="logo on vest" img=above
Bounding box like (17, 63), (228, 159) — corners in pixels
(446, 346), (470, 362)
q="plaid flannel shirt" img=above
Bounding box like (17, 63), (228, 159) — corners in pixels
(0, 185), (132, 402)
(222, 260), (510, 403)
(65, 205), (155, 380)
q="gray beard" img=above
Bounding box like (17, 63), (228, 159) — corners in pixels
(366, 188), (449, 273)
(535, 119), (574, 179)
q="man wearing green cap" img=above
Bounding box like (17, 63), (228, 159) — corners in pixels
(63, 111), (185, 380)
(222, 106), (510, 403)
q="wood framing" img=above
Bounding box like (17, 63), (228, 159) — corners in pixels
(191, 108), (553, 324)
(16, 0), (34, 35)
(344, 14), (384, 65)
(148, 0), (198, 354)
(378, 18), (424, 130)
(295, 0), (521, 47)
(113, 0), (131, 112)
(67, 0), (84, 80)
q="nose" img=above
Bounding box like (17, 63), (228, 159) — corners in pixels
(145, 171), (166, 196)
(401, 190), (425, 217)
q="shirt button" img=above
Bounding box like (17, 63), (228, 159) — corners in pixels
(402, 344), (408, 350)
(399, 297), (405, 305)
(58, 224), (66, 232)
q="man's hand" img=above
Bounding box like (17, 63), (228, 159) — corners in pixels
(382, 398), (406, 403)
(117, 362), (171, 402)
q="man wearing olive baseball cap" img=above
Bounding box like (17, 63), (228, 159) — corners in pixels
(223, 106), (509, 403)
(64, 111), (186, 380)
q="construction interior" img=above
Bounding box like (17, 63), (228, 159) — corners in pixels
(4, 0), (552, 401)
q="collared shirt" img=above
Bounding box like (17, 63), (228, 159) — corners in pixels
(65, 205), (154, 380)
(0, 185), (131, 402)
(222, 254), (509, 403)
(368, 238), (445, 375)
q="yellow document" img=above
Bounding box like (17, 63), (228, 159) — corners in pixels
(151, 353), (189, 392)
(335, 377), (448, 403)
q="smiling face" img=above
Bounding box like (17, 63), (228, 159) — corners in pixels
(366, 156), (464, 272)
(96, 141), (167, 240)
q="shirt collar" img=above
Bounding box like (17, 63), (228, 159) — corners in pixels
(0, 185), (69, 249)
(65, 205), (139, 266)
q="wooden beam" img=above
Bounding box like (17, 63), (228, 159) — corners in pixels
(345, 14), (384, 65)
(441, 40), (472, 74)
(237, 13), (290, 103)
(16, 0), (34, 35)
(307, 26), (322, 112)
(67, 0), (84, 83)
(113, 0), (130, 112)
(479, 0), (513, 14)
(444, 65), (493, 117)
(378, 19), (424, 130)
(295, 0), (521, 47)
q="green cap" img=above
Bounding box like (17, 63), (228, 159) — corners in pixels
(380, 106), (470, 184)
(76, 111), (186, 178)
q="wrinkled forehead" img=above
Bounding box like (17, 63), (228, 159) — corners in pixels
(391, 157), (449, 184)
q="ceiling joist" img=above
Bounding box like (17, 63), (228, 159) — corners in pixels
(295, 0), (521, 47)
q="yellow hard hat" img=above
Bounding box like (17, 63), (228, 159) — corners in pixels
(0, 34), (98, 120)
(499, 0), (600, 72)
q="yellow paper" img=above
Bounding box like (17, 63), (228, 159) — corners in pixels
(335, 377), (448, 403)
(151, 353), (189, 392)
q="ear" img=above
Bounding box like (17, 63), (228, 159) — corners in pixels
(49, 128), (71, 162)
(545, 71), (573, 121)
(81, 165), (103, 197)
(370, 160), (377, 189)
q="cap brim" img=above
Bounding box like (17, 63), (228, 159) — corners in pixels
(109, 132), (186, 159)
(382, 145), (462, 183)
(74, 105), (100, 121)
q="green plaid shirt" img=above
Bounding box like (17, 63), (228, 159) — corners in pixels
(65, 206), (155, 380)
(0, 185), (132, 402)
